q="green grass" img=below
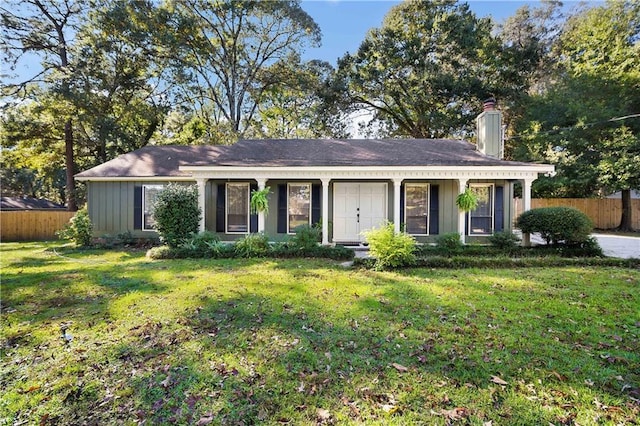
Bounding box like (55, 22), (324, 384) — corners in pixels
(1, 242), (639, 425)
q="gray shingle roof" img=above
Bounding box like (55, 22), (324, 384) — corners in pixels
(1, 196), (65, 210)
(75, 139), (536, 178)
(75, 145), (224, 178)
(196, 138), (524, 167)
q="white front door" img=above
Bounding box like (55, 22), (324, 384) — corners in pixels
(333, 182), (388, 243)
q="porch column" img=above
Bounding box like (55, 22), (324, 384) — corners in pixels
(520, 178), (534, 247)
(457, 178), (468, 244)
(196, 178), (207, 233)
(393, 178), (402, 234)
(256, 178), (266, 234)
(321, 178), (330, 245)
(521, 178), (533, 212)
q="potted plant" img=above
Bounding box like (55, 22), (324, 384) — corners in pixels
(456, 187), (478, 212)
(250, 186), (271, 215)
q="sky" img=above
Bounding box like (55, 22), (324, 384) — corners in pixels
(300, 0), (552, 65)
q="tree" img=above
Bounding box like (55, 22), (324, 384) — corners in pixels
(1, 0), (86, 210)
(335, 0), (495, 139)
(495, 0), (564, 154)
(117, 0), (321, 142)
(512, 1), (640, 229)
(257, 58), (348, 138)
(0, 96), (67, 202)
(70, 4), (172, 163)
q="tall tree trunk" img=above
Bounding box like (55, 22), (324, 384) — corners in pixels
(64, 118), (77, 211)
(618, 188), (634, 231)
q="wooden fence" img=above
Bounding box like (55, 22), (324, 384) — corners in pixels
(1, 211), (75, 242)
(514, 198), (640, 230)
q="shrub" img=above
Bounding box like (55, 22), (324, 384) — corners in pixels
(289, 224), (321, 250)
(363, 223), (416, 270)
(152, 183), (201, 248)
(488, 231), (521, 250)
(271, 242), (354, 260)
(516, 207), (593, 245)
(56, 208), (93, 247)
(435, 232), (463, 255)
(182, 231), (220, 250)
(234, 233), (271, 258)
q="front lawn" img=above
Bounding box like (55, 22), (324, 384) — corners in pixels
(1, 243), (639, 425)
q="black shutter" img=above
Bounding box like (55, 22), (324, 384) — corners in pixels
(277, 184), (287, 234)
(495, 186), (504, 232)
(429, 185), (439, 235)
(250, 183), (258, 233)
(311, 184), (321, 225)
(134, 186), (142, 230)
(399, 184), (405, 227)
(216, 184), (225, 233)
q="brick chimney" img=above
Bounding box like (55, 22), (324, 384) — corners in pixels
(476, 97), (504, 159)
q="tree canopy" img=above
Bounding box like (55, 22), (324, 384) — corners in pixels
(1, 0), (639, 230)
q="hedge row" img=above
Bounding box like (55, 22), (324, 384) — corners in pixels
(147, 242), (354, 261)
(354, 256), (640, 269)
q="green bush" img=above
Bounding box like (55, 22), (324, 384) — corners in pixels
(362, 223), (416, 270)
(56, 208), (93, 247)
(435, 232), (463, 255)
(289, 224), (321, 250)
(271, 242), (354, 260)
(488, 231), (521, 250)
(234, 233), (271, 258)
(152, 183), (201, 248)
(516, 207), (593, 245)
(181, 231), (220, 250)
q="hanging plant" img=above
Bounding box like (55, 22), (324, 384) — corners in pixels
(250, 187), (271, 215)
(456, 188), (479, 212)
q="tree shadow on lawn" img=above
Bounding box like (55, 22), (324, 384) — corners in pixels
(36, 273), (638, 425)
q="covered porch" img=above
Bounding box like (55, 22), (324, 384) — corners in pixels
(181, 165), (549, 245)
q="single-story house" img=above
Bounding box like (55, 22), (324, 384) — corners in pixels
(75, 105), (554, 244)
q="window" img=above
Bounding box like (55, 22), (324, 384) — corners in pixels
(469, 184), (494, 235)
(226, 183), (250, 233)
(405, 184), (430, 235)
(288, 183), (311, 233)
(143, 185), (164, 231)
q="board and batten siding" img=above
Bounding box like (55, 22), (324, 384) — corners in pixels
(87, 180), (208, 238)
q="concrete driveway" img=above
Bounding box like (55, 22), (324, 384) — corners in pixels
(530, 233), (639, 259)
(591, 233), (640, 259)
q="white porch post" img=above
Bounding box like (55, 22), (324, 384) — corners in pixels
(457, 178), (468, 244)
(196, 178), (207, 233)
(393, 179), (402, 234)
(256, 178), (266, 234)
(521, 179), (533, 213)
(520, 178), (534, 247)
(321, 178), (330, 245)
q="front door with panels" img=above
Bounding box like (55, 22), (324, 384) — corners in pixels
(333, 182), (388, 243)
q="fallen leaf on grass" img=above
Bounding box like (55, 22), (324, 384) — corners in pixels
(550, 370), (567, 382)
(22, 385), (41, 393)
(316, 408), (331, 421)
(490, 376), (508, 386)
(196, 413), (214, 425)
(431, 407), (469, 421)
(391, 363), (409, 373)
(160, 375), (171, 388)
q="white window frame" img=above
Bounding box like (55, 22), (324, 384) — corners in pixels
(142, 185), (164, 231)
(287, 182), (312, 234)
(468, 183), (494, 235)
(404, 183), (430, 236)
(226, 182), (250, 234)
